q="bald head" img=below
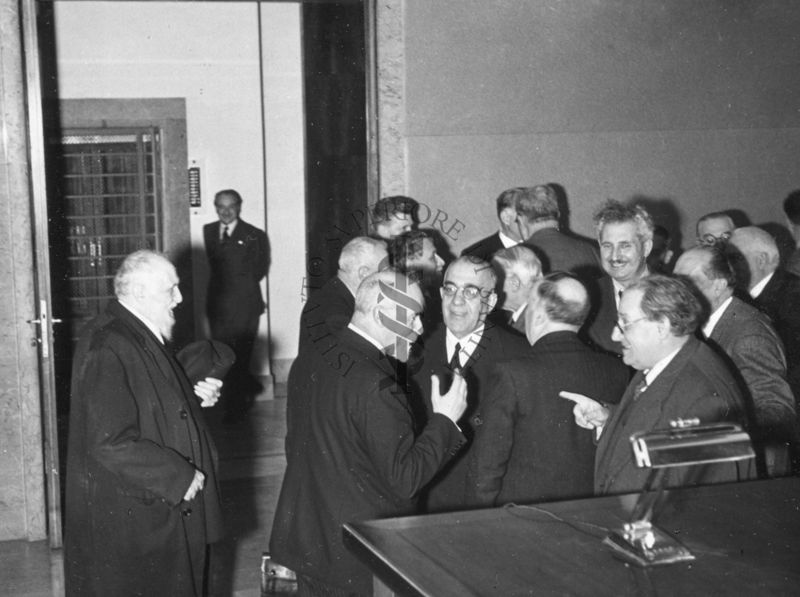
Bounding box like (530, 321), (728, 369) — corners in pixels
(728, 226), (780, 290)
(351, 269), (424, 361)
(338, 236), (388, 293)
(525, 272), (590, 345)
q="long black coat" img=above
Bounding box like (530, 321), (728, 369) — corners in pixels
(64, 301), (223, 596)
(270, 328), (464, 595)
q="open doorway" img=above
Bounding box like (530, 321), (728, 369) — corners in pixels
(31, 0), (370, 548)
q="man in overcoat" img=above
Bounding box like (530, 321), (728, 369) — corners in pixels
(65, 250), (225, 596)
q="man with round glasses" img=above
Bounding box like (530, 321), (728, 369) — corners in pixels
(413, 255), (528, 512)
(696, 211), (735, 247)
(564, 275), (752, 495)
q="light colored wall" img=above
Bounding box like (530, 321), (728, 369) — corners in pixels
(260, 5), (305, 380)
(54, 1), (305, 374)
(0, 0), (46, 541)
(381, 0), (800, 253)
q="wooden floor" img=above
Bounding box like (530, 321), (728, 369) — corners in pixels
(0, 397), (288, 597)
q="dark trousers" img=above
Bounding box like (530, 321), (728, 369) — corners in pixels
(209, 313), (260, 419)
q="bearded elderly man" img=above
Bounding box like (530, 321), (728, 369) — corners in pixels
(585, 200), (654, 356)
(565, 275), (753, 495)
(65, 251), (226, 596)
(271, 270), (467, 596)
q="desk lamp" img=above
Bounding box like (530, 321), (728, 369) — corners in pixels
(603, 418), (755, 566)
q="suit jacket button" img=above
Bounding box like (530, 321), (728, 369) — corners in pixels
(182, 508), (192, 517)
(179, 410), (188, 419)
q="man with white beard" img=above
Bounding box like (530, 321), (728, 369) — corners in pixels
(65, 250), (225, 596)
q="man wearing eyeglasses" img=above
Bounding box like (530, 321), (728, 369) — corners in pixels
(564, 275), (752, 495)
(696, 211), (735, 247)
(412, 255), (528, 512)
(585, 200), (654, 356)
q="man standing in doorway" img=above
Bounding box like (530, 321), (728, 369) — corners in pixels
(204, 189), (269, 422)
(65, 250), (225, 596)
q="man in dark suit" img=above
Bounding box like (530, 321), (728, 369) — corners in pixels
(204, 189), (269, 421)
(568, 275), (751, 496)
(461, 187), (526, 261)
(585, 200), (654, 356)
(270, 270), (467, 596)
(675, 245), (795, 477)
(782, 190), (800, 276)
(516, 184), (602, 280)
(298, 236), (387, 353)
(467, 272), (629, 507)
(490, 245), (542, 335)
(729, 226), (800, 401)
(413, 255), (529, 512)
(65, 251), (225, 596)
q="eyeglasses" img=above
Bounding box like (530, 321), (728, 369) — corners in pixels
(441, 283), (490, 301)
(698, 232), (731, 247)
(614, 317), (649, 335)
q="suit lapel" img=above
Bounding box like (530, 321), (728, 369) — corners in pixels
(708, 300), (737, 348)
(597, 340), (697, 486)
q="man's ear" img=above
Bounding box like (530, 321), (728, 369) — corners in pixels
(642, 238), (654, 259)
(486, 290), (498, 311)
(499, 207), (517, 227)
(130, 280), (146, 301)
(655, 316), (671, 338)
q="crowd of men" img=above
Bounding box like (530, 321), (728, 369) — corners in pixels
(273, 188), (800, 595)
(63, 188), (800, 596)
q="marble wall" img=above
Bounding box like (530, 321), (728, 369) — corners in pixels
(0, 0), (46, 541)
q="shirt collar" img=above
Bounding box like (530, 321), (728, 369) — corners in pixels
(498, 231), (520, 249)
(510, 303), (527, 323)
(445, 325), (485, 367)
(612, 268), (650, 308)
(644, 343), (683, 386)
(118, 299), (164, 344)
(702, 295), (733, 337)
(347, 322), (385, 353)
(750, 272), (773, 298)
(221, 219), (239, 236)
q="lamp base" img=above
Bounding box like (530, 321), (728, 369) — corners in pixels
(603, 521), (695, 567)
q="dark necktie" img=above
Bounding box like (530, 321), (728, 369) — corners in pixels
(618, 374), (648, 428)
(449, 342), (462, 372)
(222, 225), (230, 242)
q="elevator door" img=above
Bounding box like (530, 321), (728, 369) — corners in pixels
(57, 128), (163, 345)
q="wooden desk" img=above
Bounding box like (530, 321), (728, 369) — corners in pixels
(344, 478), (800, 596)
